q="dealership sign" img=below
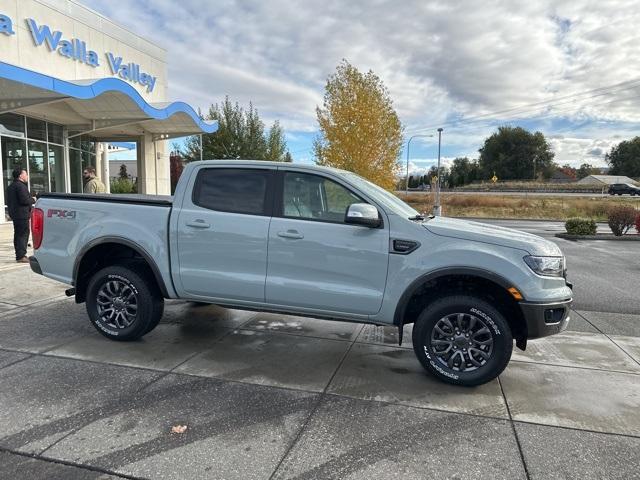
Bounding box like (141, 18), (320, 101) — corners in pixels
(0, 12), (157, 92)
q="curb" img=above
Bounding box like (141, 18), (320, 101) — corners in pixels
(555, 233), (640, 241)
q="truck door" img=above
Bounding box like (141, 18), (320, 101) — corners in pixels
(175, 167), (274, 302)
(265, 171), (389, 315)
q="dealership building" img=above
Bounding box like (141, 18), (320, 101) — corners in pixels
(0, 0), (216, 221)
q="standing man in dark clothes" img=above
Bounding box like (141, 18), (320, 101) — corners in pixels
(6, 167), (35, 263)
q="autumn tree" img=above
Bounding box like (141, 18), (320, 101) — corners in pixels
(314, 60), (403, 190)
(170, 151), (184, 194)
(182, 97), (291, 162)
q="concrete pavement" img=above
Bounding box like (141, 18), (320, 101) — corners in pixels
(0, 219), (639, 479)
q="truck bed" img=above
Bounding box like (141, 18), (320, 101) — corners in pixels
(38, 192), (173, 206)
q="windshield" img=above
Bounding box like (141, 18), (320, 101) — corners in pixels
(341, 172), (421, 218)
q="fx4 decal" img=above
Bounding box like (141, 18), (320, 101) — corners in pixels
(47, 209), (76, 219)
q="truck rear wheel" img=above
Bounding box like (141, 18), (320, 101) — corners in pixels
(412, 295), (512, 386)
(86, 265), (164, 341)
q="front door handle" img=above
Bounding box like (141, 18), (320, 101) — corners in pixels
(277, 230), (304, 239)
(186, 219), (211, 229)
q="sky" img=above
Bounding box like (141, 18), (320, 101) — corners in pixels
(85, 0), (640, 174)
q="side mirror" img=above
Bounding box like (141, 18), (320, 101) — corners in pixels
(344, 203), (381, 228)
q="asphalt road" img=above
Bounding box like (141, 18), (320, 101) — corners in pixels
(401, 190), (640, 198)
(482, 219), (640, 315)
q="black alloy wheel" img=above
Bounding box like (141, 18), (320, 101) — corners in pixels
(86, 265), (163, 341)
(412, 295), (513, 386)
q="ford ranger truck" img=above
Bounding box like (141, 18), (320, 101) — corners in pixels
(29, 161), (573, 386)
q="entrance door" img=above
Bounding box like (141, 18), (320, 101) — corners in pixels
(266, 171), (389, 315)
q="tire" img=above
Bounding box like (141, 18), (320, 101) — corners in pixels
(86, 265), (164, 341)
(412, 295), (513, 386)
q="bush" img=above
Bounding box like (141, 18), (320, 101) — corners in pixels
(110, 178), (136, 194)
(565, 218), (597, 235)
(636, 213), (640, 234)
(607, 206), (637, 236)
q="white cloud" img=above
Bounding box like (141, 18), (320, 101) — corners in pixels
(81, 0), (640, 162)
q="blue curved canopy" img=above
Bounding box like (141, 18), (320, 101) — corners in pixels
(0, 61), (217, 138)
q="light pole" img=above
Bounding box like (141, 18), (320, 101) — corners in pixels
(433, 127), (444, 216)
(405, 134), (434, 195)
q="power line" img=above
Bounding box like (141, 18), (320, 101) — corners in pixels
(406, 77), (640, 135)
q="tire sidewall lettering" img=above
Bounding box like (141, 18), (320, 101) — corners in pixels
(470, 307), (501, 335)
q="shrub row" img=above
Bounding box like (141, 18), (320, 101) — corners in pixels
(565, 206), (640, 236)
(565, 218), (597, 235)
(608, 206), (638, 236)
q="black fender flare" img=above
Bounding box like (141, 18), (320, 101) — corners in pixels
(73, 236), (171, 298)
(392, 267), (519, 326)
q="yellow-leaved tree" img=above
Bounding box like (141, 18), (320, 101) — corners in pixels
(314, 60), (403, 190)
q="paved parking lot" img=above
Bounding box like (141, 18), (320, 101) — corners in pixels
(0, 221), (639, 479)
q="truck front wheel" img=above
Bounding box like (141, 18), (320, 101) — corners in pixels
(86, 265), (164, 341)
(412, 295), (513, 386)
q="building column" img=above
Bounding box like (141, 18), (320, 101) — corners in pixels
(63, 128), (71, 193)
(99, 143), (110, 193)
(0, 139), (5, 224)
(137, 133), (169, 195)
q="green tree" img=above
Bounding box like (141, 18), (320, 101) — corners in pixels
(118, 163), (129, 180)
(314, 60), (403, 190)
(447, 157), (479, 187)
(478, 126), (555, 180)
(428, 165), (449, 187)
(182, 97), (289, 162)
(265, 121), (288, 161)
(576, 163), (598, 179)
(606, 137), (640, 177)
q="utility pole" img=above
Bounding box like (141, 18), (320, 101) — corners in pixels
(433, 128), (444, 216)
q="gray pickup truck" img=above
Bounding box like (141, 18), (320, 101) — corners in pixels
(30, 160), (572, 386)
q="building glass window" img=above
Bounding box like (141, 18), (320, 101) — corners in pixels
(68, 136), (97, 193)
(27, 118), (47, 142)
(48, 144), (65, 193)
(69, 149), (83, 193)
(48, 123), (63, 145)
(27, 141), (48, 195)
(2, 137), (27, 206)
(0, 113), (26, 138)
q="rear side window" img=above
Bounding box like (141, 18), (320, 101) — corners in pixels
(193, 168), (272, 215)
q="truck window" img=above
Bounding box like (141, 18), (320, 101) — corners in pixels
(282, 172), (362, 223)
(193, 168), (271, 215)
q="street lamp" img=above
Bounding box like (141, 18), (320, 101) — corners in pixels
(433, 127), (444, 216)
(405, 134), (434, 195)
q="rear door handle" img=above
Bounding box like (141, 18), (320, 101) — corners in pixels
(277, 230), (304, 239)
(186, 219), (211, 229)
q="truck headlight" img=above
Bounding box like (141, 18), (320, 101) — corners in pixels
(524, 256), (565, 277)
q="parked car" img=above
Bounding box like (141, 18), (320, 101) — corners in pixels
(29, 161), (573, 386)
(608, 183), (640, 195)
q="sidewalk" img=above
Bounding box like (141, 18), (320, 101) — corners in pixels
(0, 222), (31, 272)
(0, 220), (639, 479)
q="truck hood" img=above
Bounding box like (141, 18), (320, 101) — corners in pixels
(423, 217), (562, 256)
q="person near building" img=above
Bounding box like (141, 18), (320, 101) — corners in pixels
(83, 166), (106, 193)
(6, 167), (35, 263)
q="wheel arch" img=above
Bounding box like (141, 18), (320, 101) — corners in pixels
(73, 237), (170, 303)
(394, 268), (528, 348)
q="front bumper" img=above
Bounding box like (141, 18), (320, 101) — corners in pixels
(519, 298), (572, 339)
